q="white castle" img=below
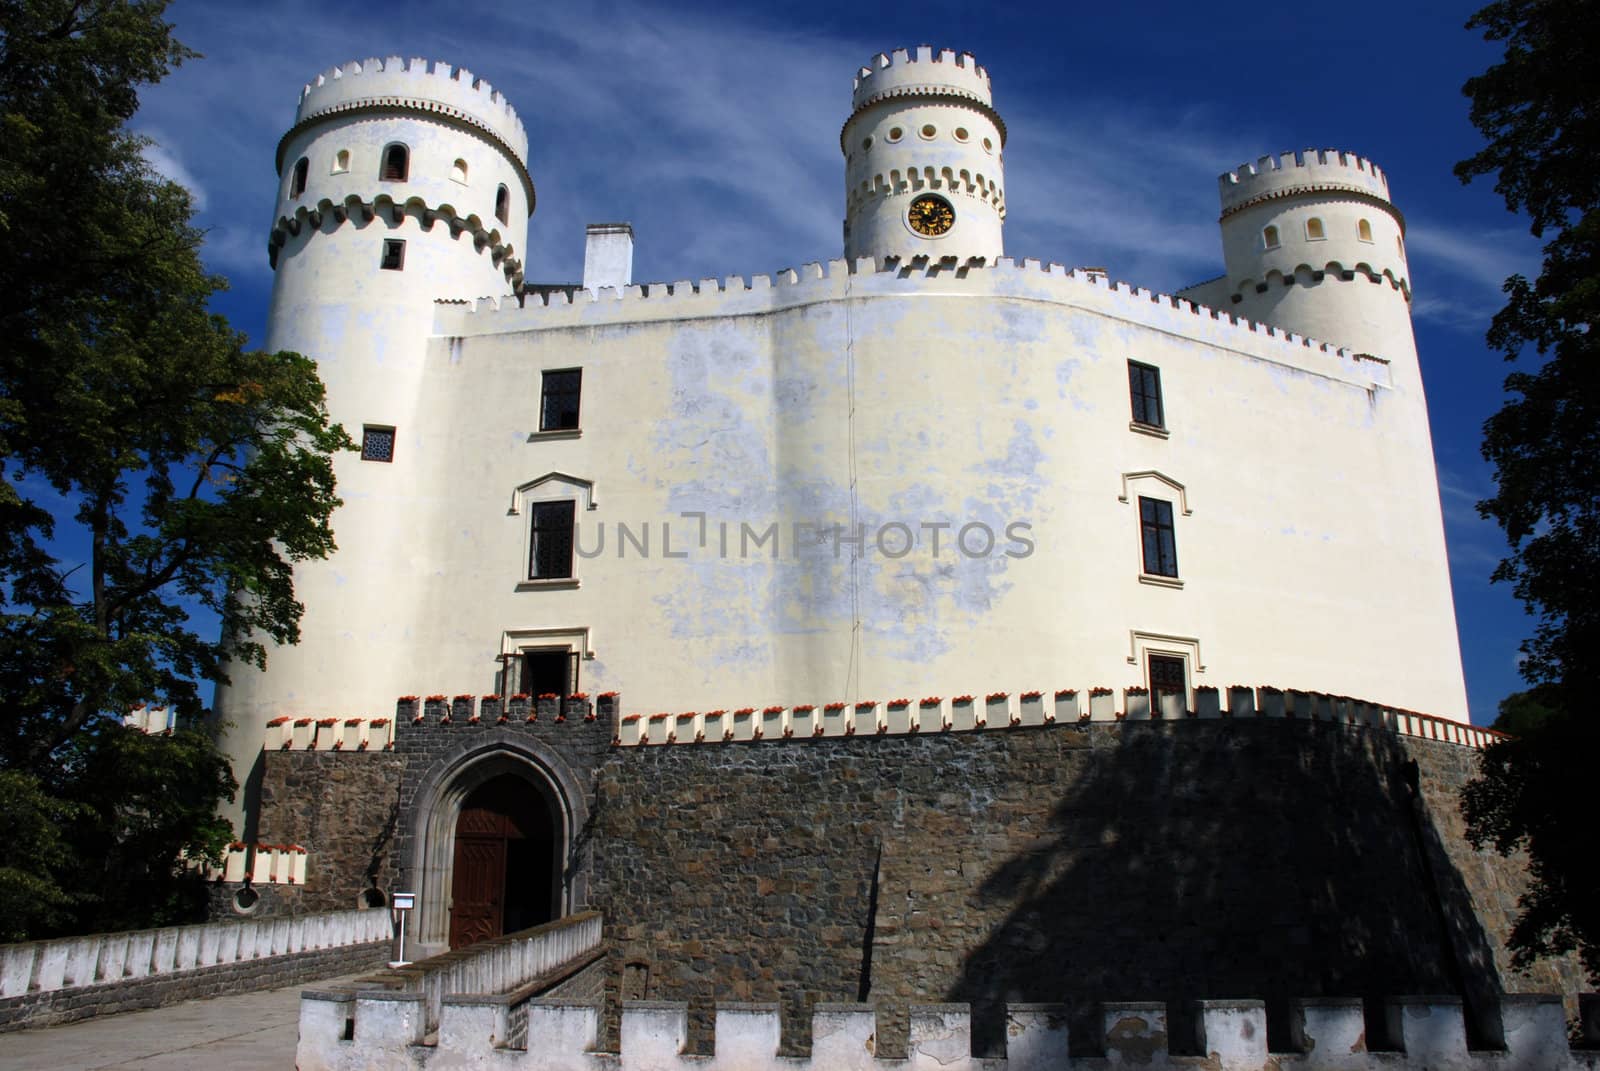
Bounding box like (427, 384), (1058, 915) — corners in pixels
(215, 48), (1467, 828)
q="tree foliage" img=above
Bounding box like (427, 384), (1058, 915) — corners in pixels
(0, 1), (352, 937)
(1455, 0), (1600, 982)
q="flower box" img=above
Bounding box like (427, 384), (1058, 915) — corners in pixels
(1194, 686), (1221, 719)
(1227, 686), (1255, 718)
(731, 708), (756, 742)
(1157, 690), (1186, 720)
(917, 698), (944, 734)
(985, 692), (1009, 725)
(761, 706), (786, 740)
(950, 696), (976, 732)
(618, 715), (645, 746)
(1017, 691), (1046, 726)
(1258, 687), (1286, 719)
(1088, 689), (1114, 720)
(703, 709), (726, 740)
(645, 713), (671, 745)
(342, 720), (364, 751)
(291, 719), (315, 749)
(885, 701), (911, 734)
(822, 703), (849, 737)
(790, 704), (816, 737)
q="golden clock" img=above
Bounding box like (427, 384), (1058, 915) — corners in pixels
(907, 194), (955, 237)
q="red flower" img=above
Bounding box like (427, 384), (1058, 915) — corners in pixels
(888, 699), (910, 707)
(1020, 691), (1043, 700)
(735, 707), (756, 715)
(952, 695), (974, 704)
(371, 718), (390, 727)
(344, 717), (362, 725)
(510, 693), (531, 701)
(397, 696), (420, 703)
(1055, 689), (1077, 698)
(986, 692), (1008, 701)
(294, 718), (312, 727)
(920, 697), (941, 706)
(266, 716), (290, 727)
(793, 704), (815, 713)
(569, 691), (589, 700)
(823, 702), (846, 711)
(855, 701), (876, 709)
(762, 705), (785, 714)
(425, 694), (447, 702)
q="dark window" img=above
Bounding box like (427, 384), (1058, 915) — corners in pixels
(521, 648), (577, 698)
(381, 143), (409, 181)
(495, 184), (510, 225)
(1149, 654), (1186, 708)
(1128, 360), (1164, 428)
(1139, 496), (1178, 577)
(381, 239), (406, 271)
(361, 426), (395, 462)
(540, 369), (581, 431)
(290, 157), (309, 198)
(529, 500), (576, 579)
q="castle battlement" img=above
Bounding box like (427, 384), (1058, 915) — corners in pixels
(1220, 149), (1392, 217)
(851, 46), (993, 111)
(290, 56), (528, 166)
(434, 257), (1388, 393)
(847, 166), (1005, 214)
(298, 990), (1597, 1071)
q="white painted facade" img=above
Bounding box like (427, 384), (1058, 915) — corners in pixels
(215, 50), (1468, 826)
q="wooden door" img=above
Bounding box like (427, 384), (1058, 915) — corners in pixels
(449, 803), (519, 949)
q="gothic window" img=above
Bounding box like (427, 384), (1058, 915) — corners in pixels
(331, 149), (350, 174)
(1305, 217), (1325, 240)
(529, 500), (576, 580)
(361, 426), (396, 463)
(539, 369), (582, 432)
(1262, 225), (1280, 249)
(381, 239), (406, 271)
(1128, 360), (1164, 429)
(451, 158), (469, 184)
(1139, 496), (1179, 578)
(289, 157), (309, 198)
(495, 185), (510, 225)
(1357, 218), (1373, 242)
(381, 143), (409, 181)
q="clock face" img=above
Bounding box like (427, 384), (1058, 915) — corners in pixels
(907, 194), (955, 237)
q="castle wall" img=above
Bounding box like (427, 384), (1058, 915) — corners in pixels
(222, 260), (1464, 736)
(584, 721), (1584, 1053)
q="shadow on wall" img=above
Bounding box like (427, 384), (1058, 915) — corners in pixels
(936, 722), (1506, 1056)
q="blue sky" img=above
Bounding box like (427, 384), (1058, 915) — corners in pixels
(133, 0), (1535, 722)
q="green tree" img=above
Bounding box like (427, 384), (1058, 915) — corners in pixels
(1455, 0), (1600, 982)
(0, 0), (353, 937)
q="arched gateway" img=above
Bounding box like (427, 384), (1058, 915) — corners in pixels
(405, 736), (591, 956)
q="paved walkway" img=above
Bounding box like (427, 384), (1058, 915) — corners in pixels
(0, 974), (362, 1071)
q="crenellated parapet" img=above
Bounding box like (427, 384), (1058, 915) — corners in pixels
(851, 47), (994, 114)
(296, 988), (1600, 1071)
(287, 56), (528, 167)
(436, 257), (1391, 393)
(204, 842), (308, 886)
(610, 684), (1501, 750)
(1220, 149), (1394, 222)
(846, 165), (1005, 215)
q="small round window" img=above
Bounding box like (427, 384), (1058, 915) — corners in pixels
(232, 887), (261, 915)
(982, 137), (994, 152)
(919, 123), (937, 139)
(861, 137), (873, 151)
(954, 127), (969, 142)
(887, 126), (903, 143)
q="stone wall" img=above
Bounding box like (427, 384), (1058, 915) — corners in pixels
(584, 720), (1587, 1054)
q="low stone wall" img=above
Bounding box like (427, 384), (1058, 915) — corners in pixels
(0, 907), (391, 1031)
(293, 991), (1600, 1071)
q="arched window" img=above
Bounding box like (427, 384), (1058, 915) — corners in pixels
(331, 149), (350, 175)
(1357, 218), (1373, 242)
(1262, 225), (1280, 250)
(381, 143), (409, 182)
(495, 184), (510, 225)
(289, 157), (308, 198)
(1305, 217), (1325, 240)
(451, 158), (469, 184)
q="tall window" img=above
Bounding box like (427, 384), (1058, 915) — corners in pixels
(1262, 225), (1280, 249)
(1357, 218), (1373, 242)
(529, 500), (576, 579)
(289, 157), (309, 198)
(540, 369), (582, 432)
(1305, 217), (1325, 240)
(1139, 496), (1178, 578)
(450, 158), (468, 183)
(381, 143), (409, 181)
(1149, 654), (1186, 709)
(495, 184), (510, 225)
(331, 149), (350, 174)
(1128, 361), (1164, 429)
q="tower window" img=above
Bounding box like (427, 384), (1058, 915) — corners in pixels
(529, 500), (576, 580)
(331, 149), (350, 174)
(1138, 496), (1179, 578)
(1358, 218), (1373, 242)
(920, 123), (937, 139)
(954, 127), (969, 142)
(539, 369), (582, 432)
(1128, 361), (1164, 429)
(380, 143), (409, 181)
(495, 184), (510, 225)
(361, 426), (396, 463)
(380, 239), (406, 271)
(982, 137), (993, 152)
(887, 126), (903, 142)
(289, 157), (309, 198)
(1305, 217), (1325, 240)
(451, 158), (469, 184)
(1262, 225), (1280, 249)
(1149, 654), (1187, 710)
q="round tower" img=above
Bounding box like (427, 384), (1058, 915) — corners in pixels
(841, 47), (1006, 263)
(214, 56), (534, 833)
(1215, 150), (1413, 369)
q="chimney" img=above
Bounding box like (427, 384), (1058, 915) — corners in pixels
(583, 223), (634, 293)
